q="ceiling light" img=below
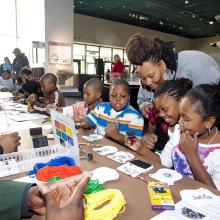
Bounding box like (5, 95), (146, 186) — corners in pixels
(209, 21), (214, 25)
(185, 0), (189, 4)
(179, 26), (184, 30)
(122, 5), (126, 8)
(100, 6), (102, 8)
(192, 14), (196, 18)
(79, 1), (83, 4)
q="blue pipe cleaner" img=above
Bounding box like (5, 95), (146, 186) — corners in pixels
(28, 156), (75, 177)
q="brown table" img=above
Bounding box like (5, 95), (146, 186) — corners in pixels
(2, 125), (220, 220)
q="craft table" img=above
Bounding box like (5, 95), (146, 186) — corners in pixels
(2, 126), (219, 220)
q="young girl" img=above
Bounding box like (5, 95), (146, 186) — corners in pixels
(127, 78), (192, 168)
(129, 81), (220, 190)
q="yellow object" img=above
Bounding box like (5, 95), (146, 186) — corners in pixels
(85, 189), (126, 220)
(27, 101), (34, 113)
(148, 181), (174, 210)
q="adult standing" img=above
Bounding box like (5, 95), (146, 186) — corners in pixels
(110, 54), (125, 80)
(126, 33), (220, 118)
(12, 48), (29, 76)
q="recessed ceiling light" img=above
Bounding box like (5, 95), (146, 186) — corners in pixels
(122, 5), (126, 8)
(185, 0), (189, 4)
(100, 6), (102, 8)
(209, 21), (214, 25)
(159, 21), (164, 25)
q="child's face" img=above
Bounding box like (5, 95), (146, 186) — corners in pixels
(40, 80), (55, 94)
(109, 84), (130, 112)
(138, 60), (166, 90)
(83, 85), (100, 106)
(154, 94), (180, 127)
(179, 97), (207, 136)
(21, 74), (32, 83)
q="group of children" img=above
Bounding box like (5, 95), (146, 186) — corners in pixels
(58, 76), (220, 191)
(12, 67), (65, 114)
(3, 65), (220, 191)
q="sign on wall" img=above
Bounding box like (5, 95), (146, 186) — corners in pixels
(48, 41), (72, 64)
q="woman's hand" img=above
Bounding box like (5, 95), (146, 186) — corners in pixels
(140, 103), (153, 118)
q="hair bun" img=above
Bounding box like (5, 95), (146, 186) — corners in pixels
(178, 78), (193, 91)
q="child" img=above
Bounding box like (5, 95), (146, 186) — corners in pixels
(12, 67), (42, 101)
(62, 78), (103, 120)
(81, 79), (144, 145)
(128, 81), (220, 190)
(0, 70), (14, 92)
(33, 73), (65, 114)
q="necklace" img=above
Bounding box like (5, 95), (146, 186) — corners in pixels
(207, 127), (219, 144)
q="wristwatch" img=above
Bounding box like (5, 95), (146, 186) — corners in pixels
(0, 145), (4, 155)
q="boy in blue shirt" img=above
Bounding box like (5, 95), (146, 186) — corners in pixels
(81, 79), (144, 145)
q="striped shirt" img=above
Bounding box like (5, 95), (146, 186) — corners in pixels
(86, 102), (144, 138)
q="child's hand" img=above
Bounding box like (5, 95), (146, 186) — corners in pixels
(105, 123), (120, 137)
(56, 107), (63, 113)
(140, 103), (153, 118)
(125, 135), (141, 152)
(180, 131), (198, 155)
(141, 133), (158, 150)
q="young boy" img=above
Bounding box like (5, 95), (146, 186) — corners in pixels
(81, 79), (144, 145)
(12, 67), (42, 101)
(62, 78), (103, 120)
(32, 72), (65, 114)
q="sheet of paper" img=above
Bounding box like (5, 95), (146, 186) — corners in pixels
(151, 200), (220, 220)
(42, 124), (53, 130)
(180, 188), (220, 207)
(82, 134), (103, 141)
(0, 121), (39, 133)
(14, 176), (38, 184)
(8, 113), (48, 122)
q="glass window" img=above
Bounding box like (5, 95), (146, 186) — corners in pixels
(124, 50), (130, 65)
(86, 45), (99, 75)
(0, 0), (16, 62)
(100, 47), (112, 62)
(113, 49), (123, 61)
(73, 44), (85, 60)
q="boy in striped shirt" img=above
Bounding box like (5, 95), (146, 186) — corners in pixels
(81, 79), (144, 145)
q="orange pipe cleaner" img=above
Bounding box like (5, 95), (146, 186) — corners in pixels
(36, 165), (81, 182)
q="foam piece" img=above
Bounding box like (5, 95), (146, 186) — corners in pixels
(91, 167), (120, 184)
(149, 168), (182, 185)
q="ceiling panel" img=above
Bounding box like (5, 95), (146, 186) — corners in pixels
(74, 0), (220, 38)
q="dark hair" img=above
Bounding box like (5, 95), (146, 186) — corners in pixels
(126, 33), (178, 73)
(40, 72), (57, 85)
(155, 78), (193, 100)
(22, 80), (40, 95)
(84, 78), (103, 93)
(185, 81), (220, 130)
(110, 79), (130, 94)
(17, 76), (23, 85)
(20, 67), (32, 76)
